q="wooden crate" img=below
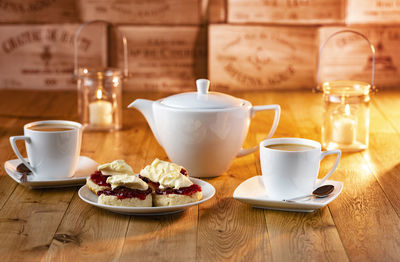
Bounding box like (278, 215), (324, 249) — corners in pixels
(0, 24), (107, 90)
(0, 0), (79, 23)
(79, 0), (201, 25)
(116, 26), (207, 91)
(318, 26), (400, 89)
(201, 0), (226, 23)
(228, 0), (345, 25)
(209, 25), (317, 91)
(347, 0), (400, 24)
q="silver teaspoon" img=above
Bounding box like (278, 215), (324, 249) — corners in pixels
(283, 185), (334, 202)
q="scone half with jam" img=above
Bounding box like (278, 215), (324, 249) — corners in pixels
(86, 160), (134, 194)
(86, 170), (111, 194)
(139, 159), (202, 206)
(97, 174), (152, 207)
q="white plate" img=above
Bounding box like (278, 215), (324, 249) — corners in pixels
(233, 176), (343, 212)
(4, 156), (98, 189)
(78, 177), (215, 215)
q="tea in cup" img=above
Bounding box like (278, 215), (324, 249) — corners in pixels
(260, 138), (341, 199)
(9, 120), (82, 180)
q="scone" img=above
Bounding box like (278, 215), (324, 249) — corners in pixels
(86, 159), (135, 194)
(139, 158), (202, 206)
(153, 185), (202, 206)
(86, 171), (111, 194)
(97, 174), (152, 207)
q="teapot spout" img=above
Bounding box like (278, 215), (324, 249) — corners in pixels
(128, 99), (161, 144)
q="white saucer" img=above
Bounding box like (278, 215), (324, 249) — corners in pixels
(78, 177), (215, 215)
(4, 156), (98, 189)
(233, 176), (343, 212)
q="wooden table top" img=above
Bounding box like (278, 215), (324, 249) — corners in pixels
(1, 89), (400, 262)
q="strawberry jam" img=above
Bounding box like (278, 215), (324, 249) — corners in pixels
(139, 175), (160, 189)
(90, 171), (111, 187)
(180, 168), (188, 176)
(97, 187), (152, 200)
(155, 184), (202, 196)
(139, 173), (201, 196)
(139, 168), (188, 189)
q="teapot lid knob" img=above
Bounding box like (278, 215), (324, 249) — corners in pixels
(196, 79), (210, 95)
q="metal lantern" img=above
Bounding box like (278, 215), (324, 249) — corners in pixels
(74, 20), (128, 131)
(316, 30), (376, 152)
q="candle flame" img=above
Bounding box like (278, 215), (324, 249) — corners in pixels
(96, 89), (102, 100)
(112, 76), (119, 87)
(345, 104), (351, 115)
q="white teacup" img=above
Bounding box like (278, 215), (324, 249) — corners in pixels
(9, 120), (82, 180)
(260, 138), (341, 199)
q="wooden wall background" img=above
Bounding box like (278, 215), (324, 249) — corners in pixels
(0, 0), (399, 91)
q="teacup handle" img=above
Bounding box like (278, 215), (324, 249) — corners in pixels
(237, 104), (281, 157)
(9, 136), (35, 173)
(314, 149), (341, 188)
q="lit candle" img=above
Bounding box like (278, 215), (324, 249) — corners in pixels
(331, 104), (356, 145)
(89, 89), (112, 125)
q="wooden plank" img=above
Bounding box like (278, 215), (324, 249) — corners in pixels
(0, 0), (79, 23)
(318, 26), (400, 89)
(43, 192), (129, 262)
(197, 156), (272, 261)
(117, 26), (207, 91)
(0, 117), (22, 210)
(0, 186), (76, 262)
(228, 0), (345, 25)
(369, 91), (400, 133)
(209, 25), (317, 91)
(121, 209), (198, 262)
(79, 0), (201, 25)
(0, 24), (107, 90)
(266, 208), (349, 261)
(0, 90), (78, 119)
(330, 153), (400, 261)
(284, 91), (400, 261)
(0, 175), (17, 209)
(347, 0), (400, 24)
(359, 92), (400, 214)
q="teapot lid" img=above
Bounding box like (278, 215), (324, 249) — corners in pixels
(160, 79), (244, 109)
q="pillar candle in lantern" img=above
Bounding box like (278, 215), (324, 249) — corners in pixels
(331, 104), (356, 145)
(89, 89), (113, 125)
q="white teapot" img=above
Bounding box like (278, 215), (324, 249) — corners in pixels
(128, 79), (280, 177)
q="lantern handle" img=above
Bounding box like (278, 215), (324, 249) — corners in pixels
(316, 29), (375, 93)
(73, 20), (128, 78)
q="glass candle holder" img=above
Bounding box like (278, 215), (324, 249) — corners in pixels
(317, 29), (375, 152)
(321, 80), (370, 152)
(74, 20), (128, 131)
(77, 68), (122, 131)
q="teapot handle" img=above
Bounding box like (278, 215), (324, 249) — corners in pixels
(237, 104), (281, 157)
